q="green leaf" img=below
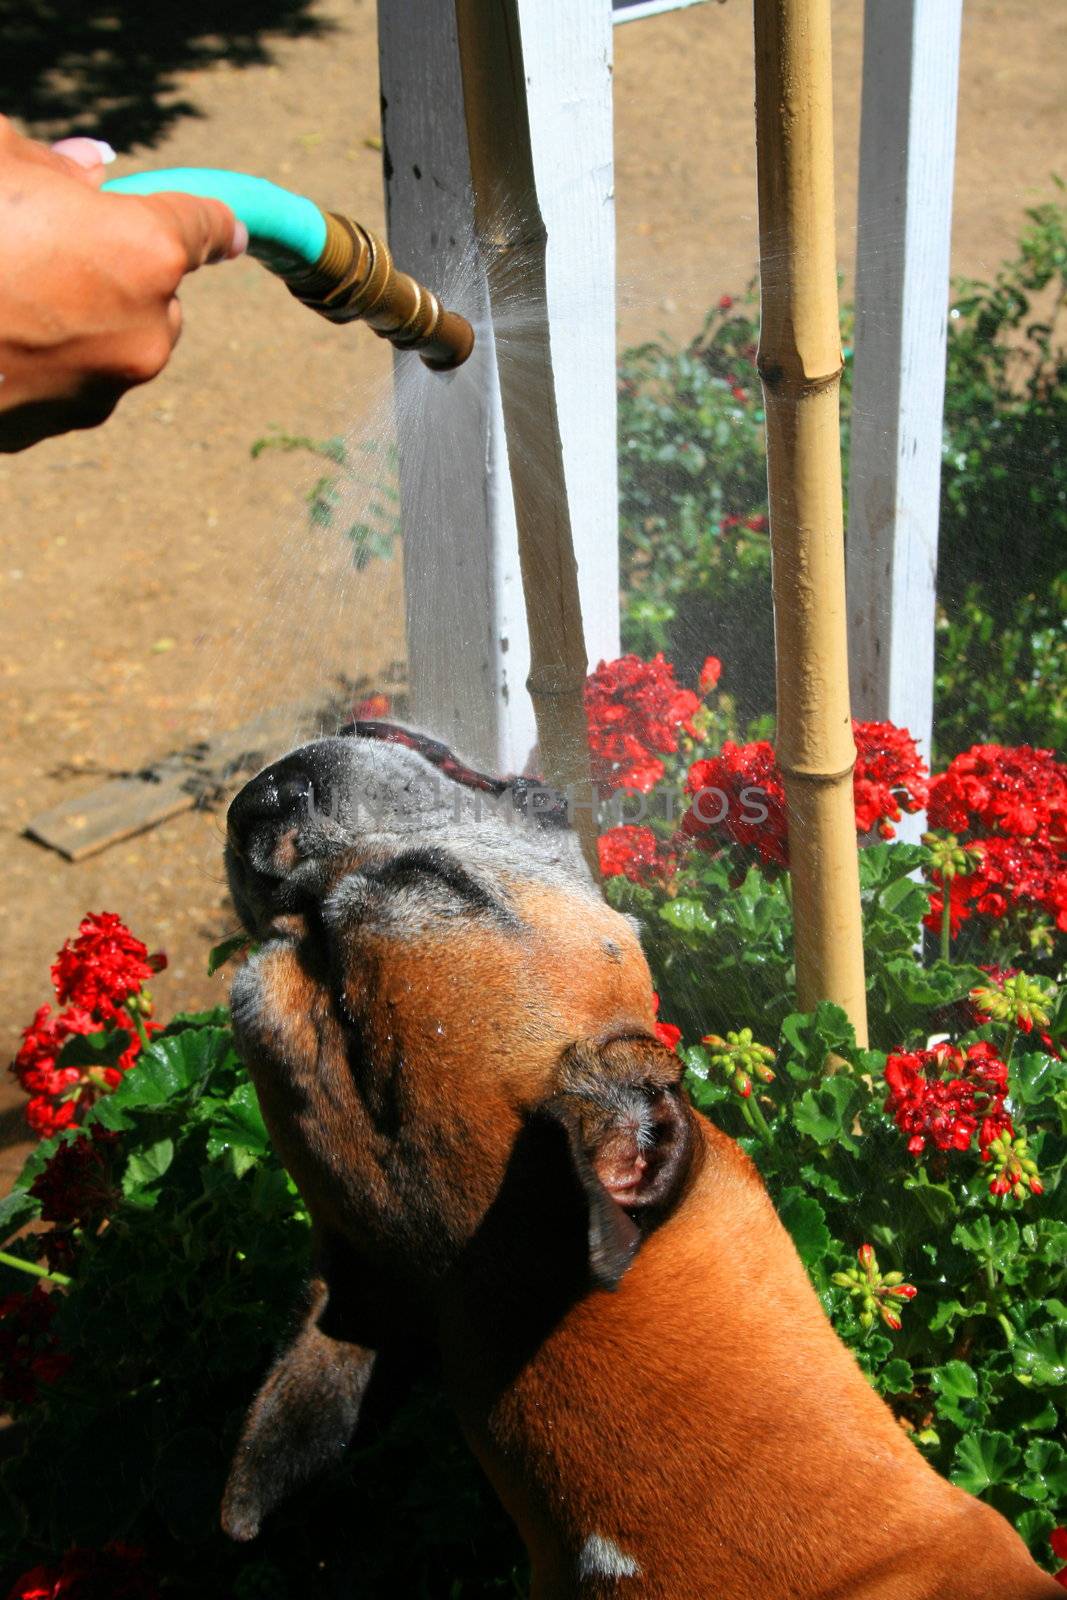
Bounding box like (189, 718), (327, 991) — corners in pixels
(952, 1216), (1020, 1273)
(903, 1170), (959, 1228)
(91, 1029), (235, 1130)
(1014, 1324), (1067, 1389)
(776, 1187), (831, 1266)
(1018, 1439), (1067, 1503)
(203, 1082), (270, 1176)
(160, 1006), (231, 1035)
(1012, 1052), (1066, 1108)
(1026, 1221), (1067, 1266)
(1014, 1507), (1056, 1557)
(931, 1361), (986, 1428)
(792, 1075), (862, 1150)
(928, 1298), (970, 1335)
(858, 841), (930, 890)
(950, 1430), (1023, 1497)
(122, 1137), (175, 1199)
(207, 933), (251, 976)
(878, 1358), (915, 1395)
(0, 1187), (40, 1245)
(657, 898), (715, 937)
(778, 1003), (857, 1077)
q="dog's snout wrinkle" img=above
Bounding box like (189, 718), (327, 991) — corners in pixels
(360, 847), (518, 927)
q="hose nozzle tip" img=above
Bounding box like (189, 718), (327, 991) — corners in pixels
(285, 213), (475, 371)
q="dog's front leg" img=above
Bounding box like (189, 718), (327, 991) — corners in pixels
(221, 1268), (379, 1542)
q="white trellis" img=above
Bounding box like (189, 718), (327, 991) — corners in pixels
(379, 0), (961, 781)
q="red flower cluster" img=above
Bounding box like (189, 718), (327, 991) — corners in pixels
(928, 744), (1067, 841)
(680, 722), (927, 869)
(683, 740), (789, 868)
(926, 836), (1067, 938)
(11, 915), (166, 1138)
(7, 1542), (158, 1600)
(51, 913), (165, 1025)
(853, 721), (928, 838)
(584, 654), (700, 793)
(924, 746), (1067, 938)
(597, 825), (669, 884)
(883, 1041), (1016, 1169)
(0, 1285), (70, 1409)
(29, 1128), (118, 1229)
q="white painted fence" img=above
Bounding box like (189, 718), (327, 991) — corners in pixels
(378, 0), (617, 775)
(846, 0), (963, 812)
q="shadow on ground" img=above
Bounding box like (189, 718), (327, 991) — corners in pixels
(3, 0), (333, 149)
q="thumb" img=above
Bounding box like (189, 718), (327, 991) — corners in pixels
(140, 190), (250, 270)
(49, 137), (116, 189)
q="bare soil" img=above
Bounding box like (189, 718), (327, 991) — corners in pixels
(1, 0), (1063, 1176)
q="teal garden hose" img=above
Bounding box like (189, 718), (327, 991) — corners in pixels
(104, 168), (474, 371)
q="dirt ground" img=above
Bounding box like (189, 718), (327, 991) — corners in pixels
(1, 0), (1064, 1174)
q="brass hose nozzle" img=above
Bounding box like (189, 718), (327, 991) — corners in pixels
(282, 213), (475, 372)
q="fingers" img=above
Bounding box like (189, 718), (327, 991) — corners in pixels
(139, 191), (249, 272)
(49, 137), (116, 190)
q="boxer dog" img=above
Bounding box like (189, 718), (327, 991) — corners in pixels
(220, 726), (1059, 1598)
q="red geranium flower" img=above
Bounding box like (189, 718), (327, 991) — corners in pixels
(6, 1542), (158, 1600)
(682, 740), (789, 869)
(51, 913), (166, 1026)
(29, 1128), (119, 1228)
(698, 656), (722, 695)
(597, 825), (669, 884)
(883, 1041), (1012, 1158)
(922, 835), (1067, 938)
(928, 744), (1067, 844)
(585, 655), (700, 794)
(10, 916), (167, 1139)
(853, 721), (928, 839)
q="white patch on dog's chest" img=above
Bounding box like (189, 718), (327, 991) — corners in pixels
(577, 1533), (641, 1583)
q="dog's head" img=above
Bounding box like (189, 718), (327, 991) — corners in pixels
(221, 729), (696, 1538)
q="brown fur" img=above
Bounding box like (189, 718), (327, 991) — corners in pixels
(222, 745), (1059, 1598)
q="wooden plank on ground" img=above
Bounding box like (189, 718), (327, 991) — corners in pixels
(24, 700), (332, 861)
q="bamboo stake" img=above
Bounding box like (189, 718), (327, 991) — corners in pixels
(752, 0), (869, 1044)
(453, 0), (600, 877)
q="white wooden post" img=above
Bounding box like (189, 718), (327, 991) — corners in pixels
(846, 0), (963, 824)
(378, 0), (617, 776)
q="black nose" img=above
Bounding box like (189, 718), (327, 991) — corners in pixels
(227, 758), (316, 867)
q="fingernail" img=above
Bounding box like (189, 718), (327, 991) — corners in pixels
(51, 136), (117, 167)
(230, 220), (250, 258)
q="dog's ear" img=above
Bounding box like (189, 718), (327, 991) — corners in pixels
(221, 1271), (376, 1542)
(535, 1035), (696, 1293)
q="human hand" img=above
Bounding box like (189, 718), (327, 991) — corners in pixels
(0, 117), (247, 451)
